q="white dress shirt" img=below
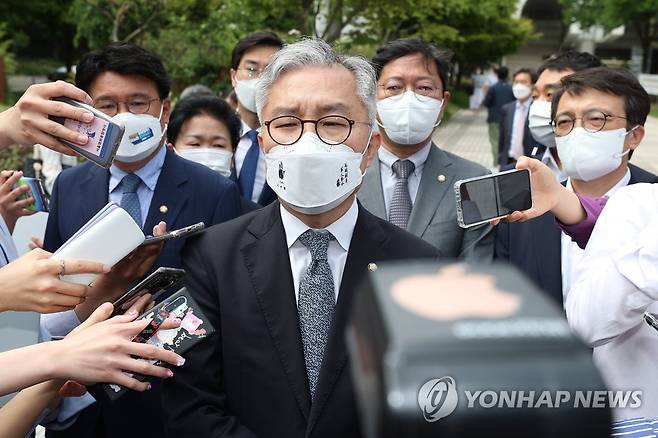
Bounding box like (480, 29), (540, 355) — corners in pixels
(508, 99), (531, 158)
(0, 215), (18, 266)
(378, 141), (432, 217)
(540, 148), (568, 182)
(280, 198), (358, 304)
(234, 120), (266, 203)
(565, 183), (658, 421)
(560, 169), (631, 300)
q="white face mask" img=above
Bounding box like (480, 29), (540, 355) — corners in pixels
(556, 127), (635, 182)
(376, 91), (443, 145)
(113, 105), (166, 163)
(528, 100), (556, 148)
(265, 132), (371, 215)
(234, 79), (258, 113)
(512, 83), (532, 100)
(177, 147), (233, 177)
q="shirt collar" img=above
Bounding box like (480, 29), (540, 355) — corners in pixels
(240, 120), (260, 139)
(566, 168), (631, 197)
(280, 198), (358, 252)
(516, 98), (531, 110)
(541, 148), (568, 182)
(378, 141), (432, 175)
(109, 144), (166, 193)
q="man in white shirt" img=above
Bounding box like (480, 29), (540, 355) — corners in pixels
(229, 31), (283, 206)
(358, 38), (493, 260)
(497, 68), (536, 168)
(495, 66), (658, 306)
(162, 38), (439, 438)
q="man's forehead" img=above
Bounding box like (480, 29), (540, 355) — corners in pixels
(557, 88), (625, 112)
(536, 68), (573, 88)
(381, 53), (440, 78)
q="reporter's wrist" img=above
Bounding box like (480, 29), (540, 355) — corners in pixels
(552, 189), (586, 225)
(0, 107), (16, 148)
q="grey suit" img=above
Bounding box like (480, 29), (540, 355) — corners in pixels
(358, 143), (494, 261)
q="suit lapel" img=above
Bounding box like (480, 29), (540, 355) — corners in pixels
(407, 144), (454, 237)
(78, 164), (110, 224)
(240, 203), (312, 421)
(306, 204), (386, 434)
(358, 156), (387, 220)
(143, 150), (189, 233)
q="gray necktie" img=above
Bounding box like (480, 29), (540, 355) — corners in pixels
(119, 173), (142, 226)
(389, 159), (415, 229)
(297, 229), (336, 398)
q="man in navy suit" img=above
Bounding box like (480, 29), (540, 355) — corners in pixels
(496, 67), (658, 307)
(483, 66), (515, 165)
(497, 68), (539, 168)
(42, 42), (241, 438)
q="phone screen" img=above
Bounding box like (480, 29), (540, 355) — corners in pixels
(458, 170), (532, 227)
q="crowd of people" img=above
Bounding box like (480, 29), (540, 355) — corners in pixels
(0, 29), (655, 438)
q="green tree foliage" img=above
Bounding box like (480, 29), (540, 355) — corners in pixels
(560, 0), (658, 72)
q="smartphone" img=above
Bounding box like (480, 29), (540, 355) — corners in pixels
(49, 97), (125, 168)
(15, 176), (49, 212)
(111, 267), (186, 314)
(140, 222), (205, 247)
(454, 169), (532, 228)
(644, 312), (658, 332)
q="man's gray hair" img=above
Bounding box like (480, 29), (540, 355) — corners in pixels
(255, 38), (376, 125)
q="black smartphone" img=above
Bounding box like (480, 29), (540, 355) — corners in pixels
(111, 267), (186, 315)
(49, 97), (125, 168)
(644, 312), (658, 332)
(454, 169), (532, 228)
(140, 222), (205, 247)
(15, 176), (49, 212)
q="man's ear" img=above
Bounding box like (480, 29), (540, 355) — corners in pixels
(626, 125), (645, 152)
(363, 130), (381, 170)
(438, 91), (451, 122)
(161, 97), (172, 124)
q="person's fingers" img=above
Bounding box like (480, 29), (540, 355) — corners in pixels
(489, 218), (501, 226)
(29, 236), (44, 249)
(42, 98), (95, 124)
(56, 259), (111, 276)
(47, 80), (94, 106)
(26, 116), (90, 146)
(39, 304), (77, 314)
(125, 342), (185, 368)
(159, 316), (182, 331)
(77, 302), (115, 330)
(58, 380), (87, 397)
(12, 196), (35, 209)
(125, 293), (153, 315)
(0, 171), (24, 192)
(106, 370), (151, 392)
(40, 291), (86, 309)
(153, 221), (167, 236)
(22, 129), (79, 156)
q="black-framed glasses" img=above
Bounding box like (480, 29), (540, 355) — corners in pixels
(93, 97), (161, 117)
(263, 115), (370, 145)
(551, 110), (628, 137)
(237, 67), (264, 79)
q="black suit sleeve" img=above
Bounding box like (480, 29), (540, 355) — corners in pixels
(212, 179), (242, 224)
(494, 221), (511, 261)
(162, 237), (259, 438)
(43, 173), (63, 252)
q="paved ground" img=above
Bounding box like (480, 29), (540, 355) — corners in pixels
(434, 108), (658, 175)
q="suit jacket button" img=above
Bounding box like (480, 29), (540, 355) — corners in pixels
(159, 205), (168, 214)
(437, 174), (446, 183)
(367, 262), (378, 272)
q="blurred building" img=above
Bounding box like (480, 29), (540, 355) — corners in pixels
(504, 0), (657, 75)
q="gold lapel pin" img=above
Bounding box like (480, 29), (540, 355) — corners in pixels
(367, 262), (378, 272)
(437, 174), (446, 183)
(159, 205), (168, 214)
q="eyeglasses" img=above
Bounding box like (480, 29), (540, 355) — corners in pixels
(237, 67), (264, 79)
(93, 97), (161, 117)
(263, 115), (370, 146)
(378, 81), (442, 100)
(551, 110), (628, 137)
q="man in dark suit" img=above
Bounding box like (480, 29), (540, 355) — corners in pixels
(496, 67), (658, 307)
(483, 66), (515, 165)
(229, 31), (283, 206)
(497, 68), (539, 168)
(42, 42), (241, 438)
(162, 38), (439, 438)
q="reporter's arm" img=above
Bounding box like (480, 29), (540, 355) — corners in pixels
(0, 380), (64, 438)
(0, 81), (95, 154)
(565, 185), (658, 347)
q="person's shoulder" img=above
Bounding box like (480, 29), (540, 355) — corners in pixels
(190, 203), (271, 247)
(614, 182), (658, 206)
(56, 160), (97, 184)
(360, 207), (440, 258)
(501, 100), (516, 112)
(629, 163), (658, 184)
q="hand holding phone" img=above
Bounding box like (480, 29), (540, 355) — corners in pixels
(49, 97), (125, 168)
(111, 267), (186, 315)
(140, 222), (205, 246)
(15, 177), (49, 212)
(455, 169), (533, 228)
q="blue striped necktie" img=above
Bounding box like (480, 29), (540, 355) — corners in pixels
(119, 173), (142, 226)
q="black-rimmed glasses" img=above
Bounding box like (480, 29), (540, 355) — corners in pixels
(263, 115), (370, 145)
